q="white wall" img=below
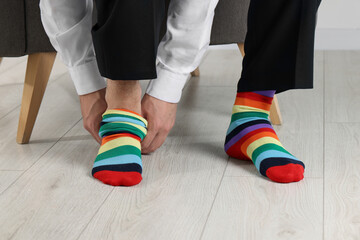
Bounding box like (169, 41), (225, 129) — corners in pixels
(315, 0), (360, 49)
(211, 0), (360, 50)
(317, 0), (360, 29)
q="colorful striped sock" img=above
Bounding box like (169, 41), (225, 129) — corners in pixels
(92, 109), (148, 186)
(224, 90), (305, 183)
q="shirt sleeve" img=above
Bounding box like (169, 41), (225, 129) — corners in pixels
(145, 62), (190, 104)
(39, 0), (106, 95)
(145, 0), (218, 103)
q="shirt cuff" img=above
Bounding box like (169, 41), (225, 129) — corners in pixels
(145, 62), (190, 103)
(68, 60), (107, 95)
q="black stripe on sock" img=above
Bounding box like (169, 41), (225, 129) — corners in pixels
(259, 158), (305, 177)
(101, 130), (136, 137)
(225, 119), (271, 144)
(92, 163), (142, 176)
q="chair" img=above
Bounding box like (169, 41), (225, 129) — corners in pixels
(0, 0), (281, 145)
(0, 0), (56, 144)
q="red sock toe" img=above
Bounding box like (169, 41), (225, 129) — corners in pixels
(265, 163), (304, 183)
(93, 171), (142, 186)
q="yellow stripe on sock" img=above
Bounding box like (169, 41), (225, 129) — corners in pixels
(98, 137), (140, 154)
(103, 109), (148, 126)
(232, 105), (269, 115)
(246, 137), (283, 159)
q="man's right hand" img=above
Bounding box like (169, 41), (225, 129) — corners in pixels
(79, 88), (107, 144)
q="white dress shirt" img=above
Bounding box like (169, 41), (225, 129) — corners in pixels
(39, 0), (219, 103)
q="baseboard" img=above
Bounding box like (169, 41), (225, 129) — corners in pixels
(209, 28), (360, 50)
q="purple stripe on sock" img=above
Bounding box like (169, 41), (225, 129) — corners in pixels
(225, 123), (272, 152)
(252, 90), (276, 98)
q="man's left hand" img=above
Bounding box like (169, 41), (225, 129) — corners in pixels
(141, 94), (177, 154)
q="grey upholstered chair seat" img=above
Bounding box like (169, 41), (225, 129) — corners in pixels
(0, 0), (250, 57)
(211, 0), (250, 44)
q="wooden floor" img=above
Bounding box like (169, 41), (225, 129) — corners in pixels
(0, 50), (359, 240)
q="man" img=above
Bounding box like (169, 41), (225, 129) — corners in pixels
(40, 0), (219, 185)
(40, 0), (321, 186)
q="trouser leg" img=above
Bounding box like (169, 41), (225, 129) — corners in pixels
(238, 0), (322, 93)
(91, 0), (165, 80)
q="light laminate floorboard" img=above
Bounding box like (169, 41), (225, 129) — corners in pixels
(201, 177), (323, 240)
(0, 72), (82, 171)
(323, 51), (360, 239)
(323, 124), (360, 239)
(0, 56), (27, 75)
(0, 171), (23, 194)
(0, 120), (113, 240)
(0, 56), (67, 119)
(325, 51), (360, 123)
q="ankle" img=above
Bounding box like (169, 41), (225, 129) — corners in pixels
(105, 79), (142, 114)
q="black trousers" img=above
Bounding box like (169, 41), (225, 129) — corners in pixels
(92, 0), (321, 94)
(238, 0), (322, 93)
(91, 0), (165, 80)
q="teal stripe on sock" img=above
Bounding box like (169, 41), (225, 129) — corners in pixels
(93, 154), (142, 168)
(231, 111), (269, 122)
(95, 145), (141, 162)
(103, 113), (140, 122)
(99, 122), (146, 139)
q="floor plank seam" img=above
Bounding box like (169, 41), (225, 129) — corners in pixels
(0, 105), (21, 121)
(322, 50), (326, 240)
(0, 117), (82, 197)
(325, 121), (360, 124)
(0, 71), (69, 121)
(0, 58), (27, 76)
(198, 157), (230, 240)
(75, 187), (115, 240)
(0, 170), (24, 172)
(223, 175), (323, 179)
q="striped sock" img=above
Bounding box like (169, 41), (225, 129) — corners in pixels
(224, 90), (305, 183)
(92, 109), (148, 186)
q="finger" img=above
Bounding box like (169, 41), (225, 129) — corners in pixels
(87, 127), (101, 144)
(87, 119), (102, 144)
(145, 130), (169, 153)
(94, 132), (102, 144)
(142, 132), (159, 154)
(141, 128), (157, 152)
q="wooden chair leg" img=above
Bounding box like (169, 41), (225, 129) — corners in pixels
(269, 95), (282, 125)
(16, 52), (56, 144)
(0, 57), (3, 64)
(237, 43), (245, 57)
(237, 43), (282, 125)
(191, 67), (200, 77)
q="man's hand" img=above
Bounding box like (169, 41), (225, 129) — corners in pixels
(141, 94), (177, 154)
(79, 88), (107, 144)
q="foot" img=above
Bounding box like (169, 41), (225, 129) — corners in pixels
(92, 108), (147, 186)
(91, 80), (146, 186)
(224, 90), (305, 183)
